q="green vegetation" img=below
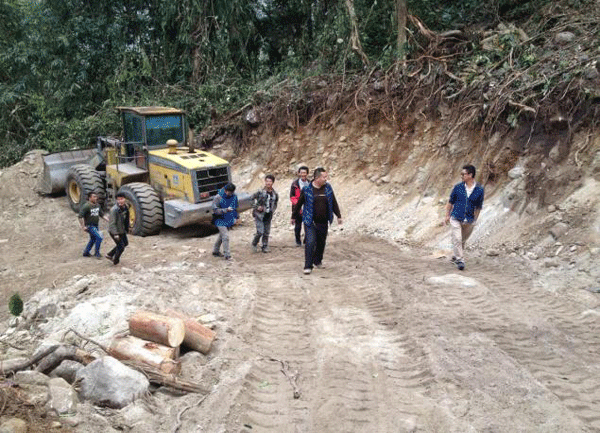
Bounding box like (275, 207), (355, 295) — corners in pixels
(0, 0), (597, 167)
(8, 292), (23, 316)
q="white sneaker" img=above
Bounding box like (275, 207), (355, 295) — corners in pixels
(303, 268), (312, 275)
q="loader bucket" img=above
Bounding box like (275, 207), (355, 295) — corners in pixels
(40, 149), (97, 194)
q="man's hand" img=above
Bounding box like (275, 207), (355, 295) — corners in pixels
(226, 207), (233, 213)
(114, 235), (120, 241)
(443, 215), (450, 226)
(291, 219), (295, 225)
(82, 226), (88, 232)
(338, 218), (343, 225)
(257, 206), (264, 212)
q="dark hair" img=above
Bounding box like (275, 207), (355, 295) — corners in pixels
(298, 166), (309, 174)
(265, 174), (275, 182)
(116, 192), (126, 198)
(87, 191), (97, 199)
(463, 164), (476, 178)
(313, 167), (327, 180)
(224, 183), (236, 192)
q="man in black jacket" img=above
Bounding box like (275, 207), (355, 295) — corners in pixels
(106, 193), (131, 265)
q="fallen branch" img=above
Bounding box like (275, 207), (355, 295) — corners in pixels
(122, 360), (209, 395)
(173, 393), (211, 433)
(0, 345), (59, 376)
(35, 345), (96, 374)
(63, 328), (110, 354)
(268, 357), (301, 399)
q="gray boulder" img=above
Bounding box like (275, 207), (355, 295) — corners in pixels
(75, 356), (149, 409)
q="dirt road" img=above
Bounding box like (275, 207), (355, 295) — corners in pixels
(177, 233), (597, 433)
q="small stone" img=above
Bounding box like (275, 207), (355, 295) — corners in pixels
(508, 166), (525, 179)
(585, 287), (600, 293)
(547, 205), (556, 213)
(13, 370), (50, 386)
(0, 418), (28, 433)
(554, 31), (575, 45)
(121, 267), (133, 275)
(526, 252), (539, 260)
(549, 222), (569, 240)
(486, 249), (500, 257)
(570, 245), (577, 252)
(543, 257), (560, 268)
(50, 421), (62, 429)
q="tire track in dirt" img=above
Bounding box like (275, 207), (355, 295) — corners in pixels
(424, 258), (600, 431)
(224, 238), (446, 432)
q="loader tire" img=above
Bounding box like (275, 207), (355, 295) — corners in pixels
(118, 183), (163, 236)
(65, 164), (106, 213)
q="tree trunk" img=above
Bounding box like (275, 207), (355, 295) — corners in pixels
(109, 335), (180, 375)
(344, 0), (370, 67)
(128, 310), (186, 348)
(165, 309), (216, 354)
(396, 0), (407, 58)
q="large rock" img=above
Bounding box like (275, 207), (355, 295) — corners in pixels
(75, 357), (149, 409)
(47, 377), (78, 416)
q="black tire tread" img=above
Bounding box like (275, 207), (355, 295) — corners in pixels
(118, 182), (163, 236)
(65, 164), (106, 213)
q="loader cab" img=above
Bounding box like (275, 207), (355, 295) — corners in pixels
(119, 107), (187, 170)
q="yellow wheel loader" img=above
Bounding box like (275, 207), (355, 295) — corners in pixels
(41, 106), (251, 236)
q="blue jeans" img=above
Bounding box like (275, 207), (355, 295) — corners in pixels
(304, 222), (328, 270)
(83, 225), (103, 256)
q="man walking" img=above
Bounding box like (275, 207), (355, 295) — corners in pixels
(444, 164), (485, 271)
(106, 192), (131, 265)
(251, 175), (278, 253)
(291, 167), (342, 274)
(79, 191), (108, 258)
(290, 166), (310, 247)
(212, 183), (239, 260)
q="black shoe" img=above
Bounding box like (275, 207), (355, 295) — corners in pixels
(113, 258), (120, 265)
(457, 260), (465, 271)
(105, 254), (113, 261)
(212, 252), (223, 257)
(83, 252), (91, 257)
(262, 246), (271, 253)
(295, 242), (302, 247)
(224, 255), (231, 260)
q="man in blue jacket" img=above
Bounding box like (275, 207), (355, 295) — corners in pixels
(444, 165), (484, 271)
(291, 167), (342, 275)
(212, 183), (239, 260)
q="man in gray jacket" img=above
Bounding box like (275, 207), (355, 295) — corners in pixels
(106, 192), (131, 265)
(251, 174), (278, 253)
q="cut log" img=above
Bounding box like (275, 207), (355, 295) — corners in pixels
(165, 309), (216, 354)
(128, 310), (185, 348)
(109, 335), (180, 375)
